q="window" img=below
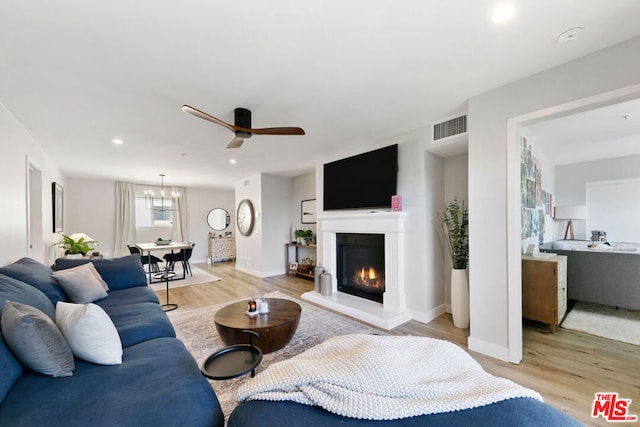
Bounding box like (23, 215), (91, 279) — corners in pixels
(135, 196), (174, 227)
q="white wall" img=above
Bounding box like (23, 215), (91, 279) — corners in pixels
(232, 171), (317, 278)
(442, 153), (468, 312)
(555, 154), (640, 241)
(64, 178), (235, 263)
(233, 172), (316, 278)
(261, 174), (294, 276)
(313, 135), (447, 323)
(467, 35), (640, 362)
(186, 187), (236, 263)
(292, 171), (316, 237)
(65, 178), (116, 258)
(418, 149), (445, 320)
(586, 178), (640, 243)
(0, 102), (65, 266)
(235, 174), (263, 275)
(394, 137), (442, 321)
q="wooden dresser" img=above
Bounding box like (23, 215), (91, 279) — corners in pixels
(521, 254), (567, 333)
(208, 237), (236, 263)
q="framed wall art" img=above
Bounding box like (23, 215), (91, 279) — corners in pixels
(52, 182), (63, 233)
(301, 199), (316, 224)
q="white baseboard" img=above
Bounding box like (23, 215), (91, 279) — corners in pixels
(234, 264), (261, 278)
(302, 291), (412, 330)
(407, 303), (446, 325)
(468, 336), (510, 362)
(260, 269), (286, 278)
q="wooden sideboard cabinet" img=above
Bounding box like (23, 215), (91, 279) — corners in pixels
(208, 237), (236, 263)
(521, 254), (567, 333)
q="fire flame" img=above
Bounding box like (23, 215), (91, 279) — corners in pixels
(360, 266), (377, 280)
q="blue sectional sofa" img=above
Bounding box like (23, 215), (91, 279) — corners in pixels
(0, 255), (224, 427)
(228, 398), (581, 426)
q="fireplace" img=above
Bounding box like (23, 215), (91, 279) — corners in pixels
(302, 210), (410, 330)
(337, 233), (385, 303)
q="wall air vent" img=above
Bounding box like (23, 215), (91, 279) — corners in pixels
(433, 115), (467, 141)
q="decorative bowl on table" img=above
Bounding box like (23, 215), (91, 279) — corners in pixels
(154, 239), (172, 246)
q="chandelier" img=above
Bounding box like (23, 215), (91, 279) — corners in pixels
(144, 174), (180, 211)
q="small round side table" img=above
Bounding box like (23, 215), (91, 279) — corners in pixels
(153, 271), (178, 312)
(201, 330), (263, 380)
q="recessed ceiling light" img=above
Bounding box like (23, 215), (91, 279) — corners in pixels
(229, 159), (237, 164)
(492, 3), (515, 23)
(557, 27), (583, 44)
(112, 138), (124, 145)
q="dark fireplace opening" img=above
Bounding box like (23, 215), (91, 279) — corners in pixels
(337, 233), (385, 303)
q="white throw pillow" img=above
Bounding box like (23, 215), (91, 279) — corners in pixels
(55, 302), (122, 365)
(52, 263), (109, 303)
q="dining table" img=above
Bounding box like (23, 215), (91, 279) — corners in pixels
(134, 241), (192, 284)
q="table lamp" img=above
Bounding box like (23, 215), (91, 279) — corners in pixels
(554, 205), (587, 240)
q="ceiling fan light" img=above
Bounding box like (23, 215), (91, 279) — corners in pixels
(235, 130), (252, 139)
(183, 104), (304, 148)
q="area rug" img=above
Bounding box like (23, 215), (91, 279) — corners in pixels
(167, 291), (386, 418)
(149, 265), (221, 291)
(560, 301), (640, 345)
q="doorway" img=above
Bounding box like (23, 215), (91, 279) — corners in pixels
(27, 160), (44, 261)
(507, 83), (640, 361)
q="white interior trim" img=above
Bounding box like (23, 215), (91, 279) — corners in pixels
(302, 210), (412, 329)
(506, 82), (640, 364)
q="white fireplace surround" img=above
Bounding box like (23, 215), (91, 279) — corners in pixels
(302, 210), (412, 329)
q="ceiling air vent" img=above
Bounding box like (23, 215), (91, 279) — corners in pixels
(433, 115), (467, 141)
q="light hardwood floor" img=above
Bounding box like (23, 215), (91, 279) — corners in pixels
(159, 262), (639, 426)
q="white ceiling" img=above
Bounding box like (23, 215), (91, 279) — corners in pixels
(2, 1), (640, 189)
(522, 97), (640, 166)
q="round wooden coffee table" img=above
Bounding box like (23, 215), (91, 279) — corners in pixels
(214, 298), (301, 354)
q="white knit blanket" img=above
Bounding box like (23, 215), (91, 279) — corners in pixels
(237, 334), (542, 420)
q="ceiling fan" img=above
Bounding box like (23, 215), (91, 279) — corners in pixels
(182, 105), (305, 148)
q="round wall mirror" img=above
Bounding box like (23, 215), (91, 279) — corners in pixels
(207, 208), (230, 231)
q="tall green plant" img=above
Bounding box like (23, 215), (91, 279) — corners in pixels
(440, 198), (469, 269)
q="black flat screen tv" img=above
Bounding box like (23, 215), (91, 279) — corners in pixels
(323, 144), (398, 211)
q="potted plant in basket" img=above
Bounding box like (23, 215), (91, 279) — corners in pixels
(440, 198), (469, 328)
(57, 234), (98, 259)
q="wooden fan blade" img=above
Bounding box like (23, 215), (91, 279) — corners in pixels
(249, 127), (306, 136)
(183, 104), (305, 139)
(182, 105), (237, 132)
(227, 136), (245, 149)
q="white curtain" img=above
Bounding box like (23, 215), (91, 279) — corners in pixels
(171, 186), (187, 242)
(114, 182), (136, 257)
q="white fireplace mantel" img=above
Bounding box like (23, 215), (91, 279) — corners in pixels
(302, 210), (411, 329)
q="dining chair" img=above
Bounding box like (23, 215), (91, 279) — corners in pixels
(163, 243), (195, 276)
(127, 244), (163, 273)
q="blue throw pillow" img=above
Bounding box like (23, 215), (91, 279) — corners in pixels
(0, 258), (66, 305)
(55, 255), (147, 290)
(1, 301), (74, 377)
(0, 333), (23, 404)
(0, 273), (56, 320)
